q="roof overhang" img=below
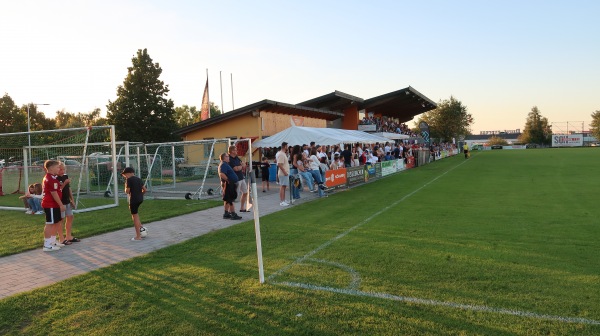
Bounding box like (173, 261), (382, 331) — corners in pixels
(360, 86), (437, 123)
(297, 90), (364, 111)
(173, 99), (344, 136)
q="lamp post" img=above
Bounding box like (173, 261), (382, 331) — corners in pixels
(26, 103), (49, 167)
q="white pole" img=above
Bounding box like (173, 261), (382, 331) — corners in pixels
(220, 71), (224, 113)
(250, 173), (265, 283)
(110, 126), (119, 205)
(231, 73), (235, 110)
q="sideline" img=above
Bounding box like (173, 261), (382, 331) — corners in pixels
(267, 156), (600, 326)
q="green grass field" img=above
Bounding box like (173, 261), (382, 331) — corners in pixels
(0, 199), (221, 257)
(1, 148), (599, 335)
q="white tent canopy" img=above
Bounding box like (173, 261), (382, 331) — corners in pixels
(252, 126), (391, 148)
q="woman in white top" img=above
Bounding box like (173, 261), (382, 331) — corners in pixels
(308, 148), (326, 197)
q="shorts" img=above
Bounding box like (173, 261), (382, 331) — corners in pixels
(129, 201), (143, 215)
(63, 203), (74, 217)
(222, 181), (238, 205)
(278, 174), (290, 187)
(237, 179), (248, 194)
(44, 207), (62, 224)
(261, 171), (269, 182)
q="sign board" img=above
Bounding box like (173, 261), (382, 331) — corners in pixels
(381, 160), (396, 176)
(552, 134), (583, 147)
(346, 166), (365, 186)
(324, 168), (347, 188)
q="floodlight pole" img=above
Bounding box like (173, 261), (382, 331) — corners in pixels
(27, 103), (49, 167)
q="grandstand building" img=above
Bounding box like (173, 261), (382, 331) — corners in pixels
(173, 86), (436, 159)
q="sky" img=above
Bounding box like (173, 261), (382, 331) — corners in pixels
(1, 0), (599, 133)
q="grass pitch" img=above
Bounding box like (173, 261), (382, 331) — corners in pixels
(0, 148), (599, 335)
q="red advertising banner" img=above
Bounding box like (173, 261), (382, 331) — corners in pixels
(324, 168), (347, 188)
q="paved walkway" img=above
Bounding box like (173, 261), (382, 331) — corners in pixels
(0, 186), (318, 300)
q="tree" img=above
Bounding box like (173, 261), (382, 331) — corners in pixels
(487, 136), (508, 146)
(518, 106), (551, 145)
(174, 105), (199, 128)
(209, 102), (222, 119)
(415, 96), (473, 142)
(55, 108), (108, 129)
(590, 110), (600, 141)
(106, 48), (178, 143)
(0, 93), (24, 133)
(22, 104), (56, 132)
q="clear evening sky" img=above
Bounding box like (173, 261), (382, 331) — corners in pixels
(2, 0), (598, 133)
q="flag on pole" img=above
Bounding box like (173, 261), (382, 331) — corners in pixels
(200, 78), (210, 121)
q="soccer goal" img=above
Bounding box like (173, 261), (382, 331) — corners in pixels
(141, 138), (232, 200)
(0, 126), (119, 212)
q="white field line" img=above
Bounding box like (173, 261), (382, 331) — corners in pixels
(272, 281), (600, 326)
(267, 157), (600, 326)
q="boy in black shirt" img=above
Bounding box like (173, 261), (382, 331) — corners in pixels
(121, 167), (147, 241)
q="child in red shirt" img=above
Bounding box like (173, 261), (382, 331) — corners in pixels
(41, 160), (65, 252)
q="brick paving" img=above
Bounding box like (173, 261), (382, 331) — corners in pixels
(0, 186), (318, 300)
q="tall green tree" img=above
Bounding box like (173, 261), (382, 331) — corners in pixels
(590, 110), (600, 141)
(518, 106), (552, 145)
(0, 93), (24, 133)
(106, 48), (178, 143)
(416, 96), (473, 142)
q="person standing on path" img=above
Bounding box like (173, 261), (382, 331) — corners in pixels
(57, 162), (79, 245)
(218, 153), (242, 220)
(41, 160), (65, 252)
(228, 145), (250, 212)
(121, 167), (147, 241)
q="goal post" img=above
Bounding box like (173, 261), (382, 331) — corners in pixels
(0, 126), (119, 212)
(142, 138), (231, 200)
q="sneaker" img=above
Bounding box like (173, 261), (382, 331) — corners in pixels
(280, 201), (289, 207)
(35, 211), (44, 215)
(43, 245), (60, 252)
(223, 212), (232, 219)
(230, 213), (242, 220)
(54, 241), (65, 247)
(319, 184), (326, 190)
(25, 210), (32, 214)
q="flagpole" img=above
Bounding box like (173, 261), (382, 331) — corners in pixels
(206, 68), (209, 116)
(231, 73), (235, 110)
(220, 71), (224, 113)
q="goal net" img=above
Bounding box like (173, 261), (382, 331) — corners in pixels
(142, 139), (231, 200)
(0, 126), (119, 212)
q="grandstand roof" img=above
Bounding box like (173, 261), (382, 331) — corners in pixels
(298, 86), (437, 123)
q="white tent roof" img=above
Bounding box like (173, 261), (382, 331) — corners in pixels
(252, 126), (391, 148)
(372, 132), (410, 140)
